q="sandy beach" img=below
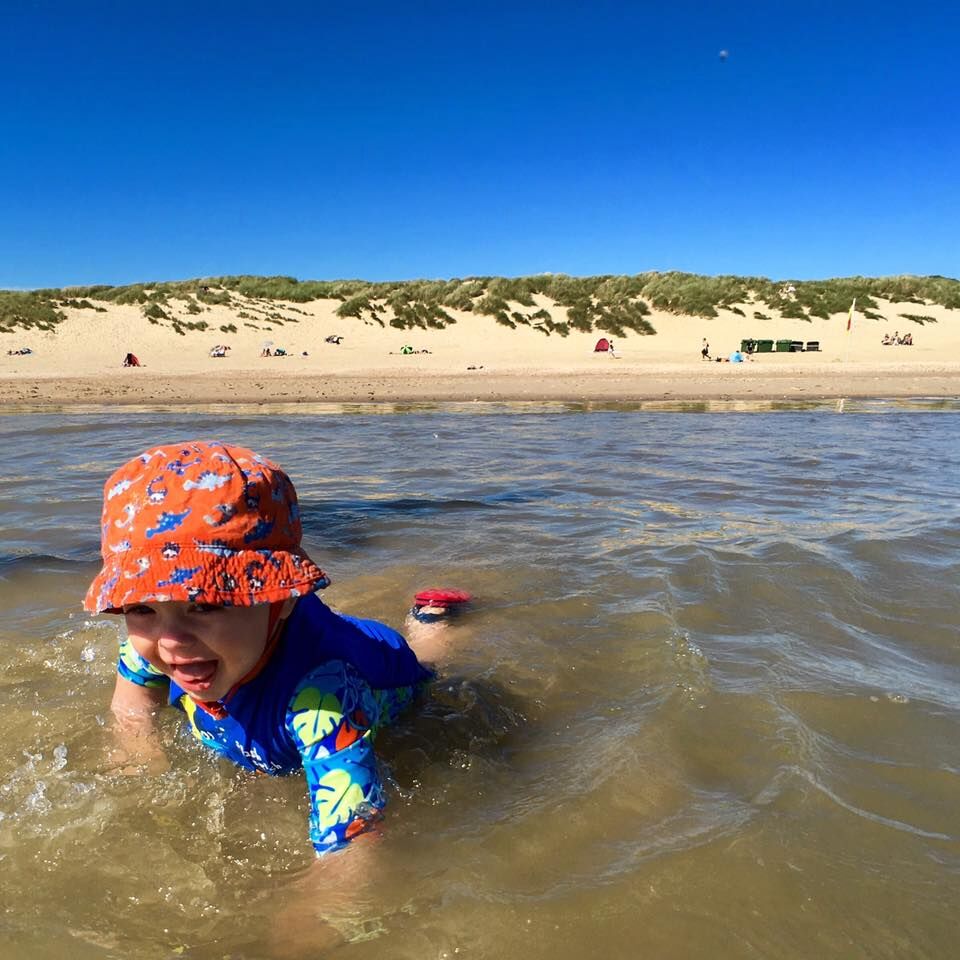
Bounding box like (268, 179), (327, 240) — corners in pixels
(2, 293), (957, 406)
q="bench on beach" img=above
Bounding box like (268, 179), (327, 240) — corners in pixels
(744, 338), (821, 353)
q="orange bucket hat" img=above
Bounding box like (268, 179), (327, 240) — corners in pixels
(85, 441), (330, 613)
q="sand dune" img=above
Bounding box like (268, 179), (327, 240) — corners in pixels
(2, 293), (957, 405)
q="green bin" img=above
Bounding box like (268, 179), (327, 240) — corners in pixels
(755, 339), (774, 353)
(775, 339), (793, 352)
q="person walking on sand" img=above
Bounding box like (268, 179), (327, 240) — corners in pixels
(701, 338), (710, 360)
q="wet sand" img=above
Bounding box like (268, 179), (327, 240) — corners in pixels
(1, 364), (959, 407)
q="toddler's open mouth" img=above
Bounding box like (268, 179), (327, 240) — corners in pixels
(168, 659), (218, 691)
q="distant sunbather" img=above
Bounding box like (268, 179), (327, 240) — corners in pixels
(122, 352), (142, 367)
(325, 335), (343, 344)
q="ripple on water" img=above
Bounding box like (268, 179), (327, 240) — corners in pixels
(1, 409), (958, 959)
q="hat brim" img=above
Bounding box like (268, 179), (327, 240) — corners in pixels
(84, 546), (330, 614)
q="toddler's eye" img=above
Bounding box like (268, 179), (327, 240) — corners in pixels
(123, 604), (154, 617)
(191, 603), (223, 614)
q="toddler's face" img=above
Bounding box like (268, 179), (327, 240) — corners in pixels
(122, 601), (275, 701)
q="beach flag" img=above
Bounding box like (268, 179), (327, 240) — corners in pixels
(846, 298), (856, 332)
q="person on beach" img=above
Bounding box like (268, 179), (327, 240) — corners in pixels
(86, 440), (469, 857)
(701, 338), (710, 360)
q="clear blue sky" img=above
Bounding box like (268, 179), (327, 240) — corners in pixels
(2, 0), (957, 288)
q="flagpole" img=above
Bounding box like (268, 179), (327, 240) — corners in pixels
(842, 297), (856, 363)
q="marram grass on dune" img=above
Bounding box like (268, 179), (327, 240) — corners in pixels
(3, 272), (958, 338)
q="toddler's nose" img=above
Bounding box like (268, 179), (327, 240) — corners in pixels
(156, 619), (199, 652)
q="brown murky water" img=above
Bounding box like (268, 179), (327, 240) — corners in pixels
(1, 402), (958, 958)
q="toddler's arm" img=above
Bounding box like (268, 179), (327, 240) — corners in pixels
(108, 636), (170, 773)
(285, 660), (386, 854)
(111, 673), (167, 723)
(111, 635), (169, 722)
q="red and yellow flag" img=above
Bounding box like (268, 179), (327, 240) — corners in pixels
(846, 298), (856, 332)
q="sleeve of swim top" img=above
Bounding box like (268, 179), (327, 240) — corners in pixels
(333, 613), (433, 689)
(285, 660), (386, 854)
(117, 635), (169, 689)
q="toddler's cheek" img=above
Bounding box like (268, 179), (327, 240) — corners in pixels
(128, 636), (160, 664)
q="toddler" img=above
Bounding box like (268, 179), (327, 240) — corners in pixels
(86, 440), (468, 854)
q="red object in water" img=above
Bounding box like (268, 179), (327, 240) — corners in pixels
(413, 588), (472, 608)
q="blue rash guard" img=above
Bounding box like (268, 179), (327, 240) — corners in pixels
(117, 593), (433, 853)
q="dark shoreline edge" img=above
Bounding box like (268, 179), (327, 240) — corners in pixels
(2, 398), (959, 417)
(2, 368), (960, 410)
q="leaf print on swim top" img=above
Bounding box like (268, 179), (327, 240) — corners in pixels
(290, 685), (343, 748)
(288, 662), (381, 754)
(312, 767), (367, 830)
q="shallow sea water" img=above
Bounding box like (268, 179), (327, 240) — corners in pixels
(1, 402), (959, 959)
